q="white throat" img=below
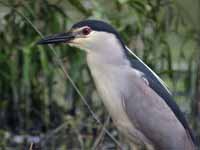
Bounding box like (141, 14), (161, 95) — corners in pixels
(86, 33), (130, 67)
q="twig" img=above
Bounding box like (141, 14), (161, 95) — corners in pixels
(92, 116), (110, 150)
(0, 2), (122, 148)
(29, 143), (33, 150)
(41, 122), (68, 146)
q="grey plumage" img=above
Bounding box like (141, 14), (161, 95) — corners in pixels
(128, 49), (195, 144)
(37, 19), (196, 150)
(123, 71), (194, 149)
(87, 45), (194, 149)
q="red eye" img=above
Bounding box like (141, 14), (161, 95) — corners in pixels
(82, 27), (91, 35)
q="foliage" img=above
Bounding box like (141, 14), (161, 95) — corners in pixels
(0, 0), (199, 149)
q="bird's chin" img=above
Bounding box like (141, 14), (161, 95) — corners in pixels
(68, 42), (78, 47)
(68, 42), (81, 49)
(67, 42), (89, 52)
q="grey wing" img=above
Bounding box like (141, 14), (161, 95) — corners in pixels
(125, 47), (195, 144)
(122, 76), (195, 150)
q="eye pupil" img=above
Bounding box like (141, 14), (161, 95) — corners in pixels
(82, 27), (91, 35)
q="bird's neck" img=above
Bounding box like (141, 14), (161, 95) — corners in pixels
(86, 43), (130, 67)
(86, 50), (131, 86)
(87, 52), (130, 75)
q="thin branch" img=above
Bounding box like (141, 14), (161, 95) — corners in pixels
(0, 2), (122, 148)
(29, 143), (33, 150)
(92, 116), (110, 150)
(41, 122), (68, 146)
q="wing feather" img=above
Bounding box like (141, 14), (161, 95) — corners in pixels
(122, 76), (195, 149)
(126, 46), (171, 94)
(125, 47), (195, 144)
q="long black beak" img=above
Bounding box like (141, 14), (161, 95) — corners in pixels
(37, 32), (75, 45)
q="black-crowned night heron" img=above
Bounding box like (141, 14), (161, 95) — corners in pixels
(37, 20), (196, 150)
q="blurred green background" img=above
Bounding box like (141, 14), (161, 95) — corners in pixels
(0, 0), (200, 149)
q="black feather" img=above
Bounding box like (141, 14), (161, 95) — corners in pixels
(72, 20), (119, 36)
(72, 20), (127, 48)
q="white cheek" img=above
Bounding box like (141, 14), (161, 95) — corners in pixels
(67, 31), (115, 53)
(71, 38), (92, 49)
(68, 43), (77, 47)
(69, 39), (90, 52)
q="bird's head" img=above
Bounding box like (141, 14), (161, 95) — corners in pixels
(37, 20), (125, 53)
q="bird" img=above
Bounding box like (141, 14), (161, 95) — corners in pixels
(37, 20), (196, 150)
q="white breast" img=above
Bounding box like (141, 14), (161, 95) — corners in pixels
(86, 53), (154, 148)
(91, 66), (128, 122)
(87, 54), (135, 134)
